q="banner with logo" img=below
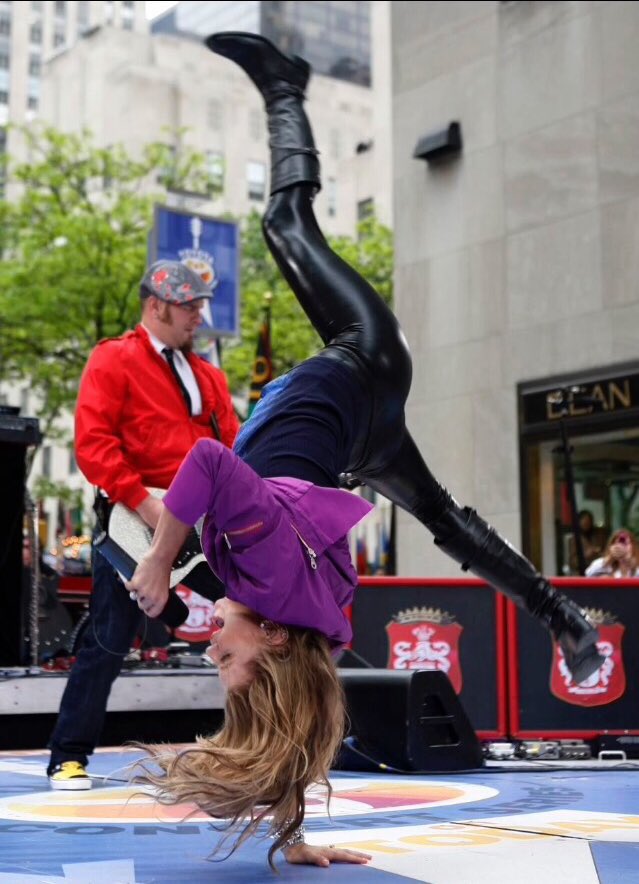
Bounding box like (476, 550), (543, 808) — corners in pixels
(150, 205), (240, 337)
(351, 578), (507, 738)
(510, 579), (639, 737)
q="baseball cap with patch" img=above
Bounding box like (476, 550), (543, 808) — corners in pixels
(140, 260), (213, 304)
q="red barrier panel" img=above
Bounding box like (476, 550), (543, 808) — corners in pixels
(508, 577), (639, 739)
(351, 577), (507, 740)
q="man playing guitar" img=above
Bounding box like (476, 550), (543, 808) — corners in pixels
(46, 260), (238, 790)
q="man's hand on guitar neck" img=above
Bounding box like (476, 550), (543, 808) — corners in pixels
(136, 494), (165, 530)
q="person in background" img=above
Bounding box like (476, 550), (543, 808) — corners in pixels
(46, 260), (239, 791)
(569, 508), (607, 574)
(127, 31), (604, 870)
(585, 528), (639, 577)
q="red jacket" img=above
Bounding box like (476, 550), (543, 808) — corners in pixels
(75, 325), (239, 509)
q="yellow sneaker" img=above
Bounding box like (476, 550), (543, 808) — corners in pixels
(48, 760), (92, 791)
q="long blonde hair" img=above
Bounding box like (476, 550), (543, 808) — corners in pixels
(135, 627), (345, 868)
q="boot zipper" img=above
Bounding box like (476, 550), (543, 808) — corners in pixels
(291, 524), (317, 570)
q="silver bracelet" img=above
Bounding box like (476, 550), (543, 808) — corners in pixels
(273, 824), (306, 849)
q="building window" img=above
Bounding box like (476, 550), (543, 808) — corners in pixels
(357, 197), (374, 221)
(27, 95), (38, 110)
(327, 177), (337, 217)
(123, 0), (135, 7)
(0, 14), (10, 37)
(53, 26), (66, 47)
(42, 446), (52, 479)
(330, 128), (341, 160)
(31, 1), (44, 10)
(249, 109), (261, 140)
(0, 90), (9, 105)
(77, 0), (89, 28)
(156, 143), (177, 187)
(78, 0), (89, 28)
(207, 99), (222, 130)
(246, 160), (266, 201)
(28, 54), (41, 76)
(30, 22), (42, 44)
(122, 16), (133, 30)
(68, 449), (77, 474)
(20, 389), (29, 414)
(206, 150), (224, 191)
(55, 0), (66, 16)
(0, 126), (5, 197)
(0, 52), (8, 70)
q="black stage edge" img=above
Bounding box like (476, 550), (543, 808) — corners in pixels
(0, 709), (226, 753)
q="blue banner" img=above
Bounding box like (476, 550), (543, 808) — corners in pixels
(151, 205), (240, 337)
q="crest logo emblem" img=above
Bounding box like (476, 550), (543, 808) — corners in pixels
(179, 216), (218, 292)
(550, 609), (626, 707)
(174, 586), (217, 644)
(385, 607), (464, 693)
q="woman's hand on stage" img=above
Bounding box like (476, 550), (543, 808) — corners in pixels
(126, 554), (171, 619)
(283, 843), (372, 867)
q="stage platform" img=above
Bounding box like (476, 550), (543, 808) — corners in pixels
(0, 747), (638, 883)
(0, 666), (225, 715)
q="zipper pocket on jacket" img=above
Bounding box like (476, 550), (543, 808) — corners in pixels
(291, 524), (317, 570)
(223, 520), (265, 549)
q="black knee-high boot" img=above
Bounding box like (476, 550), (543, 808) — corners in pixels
(205, 32), (321, 194)
(205, 32), (604, 687)
(365, 433), (604, 685)
(428, 497), (604, 684)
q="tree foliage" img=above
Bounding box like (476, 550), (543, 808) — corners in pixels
(0, 124), (394, 432)
(0, 125), (218, 435)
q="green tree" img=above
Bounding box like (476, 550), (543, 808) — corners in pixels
(0, 124), (393, 426)
(221, 210), (394, 402)
(0, 124), (218, 436)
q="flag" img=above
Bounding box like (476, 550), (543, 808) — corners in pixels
(247, 297), (273, 417)
(356, 535), (370, 576)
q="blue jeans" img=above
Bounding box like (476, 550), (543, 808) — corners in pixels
(47, 546), (143, 772)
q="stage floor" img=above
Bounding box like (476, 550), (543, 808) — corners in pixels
(0, 748), (638, 883)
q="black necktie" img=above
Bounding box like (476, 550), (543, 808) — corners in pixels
(163, 348), (192, 415)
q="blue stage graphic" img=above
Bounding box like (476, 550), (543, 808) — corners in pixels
(1, 747), (638, 882)
(151, 206), (239, 337)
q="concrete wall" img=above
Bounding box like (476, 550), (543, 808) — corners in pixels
(391, 1), (639, 575)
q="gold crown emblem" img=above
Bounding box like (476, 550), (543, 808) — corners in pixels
(392, 606), (456, 625)
(583, 607), (617, 626)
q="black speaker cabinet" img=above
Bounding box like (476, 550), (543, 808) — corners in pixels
(0, 410), (41, 666)
(338, 669), (483, 772)
(351, 578), (506, 737)
(0, 442), (28, 665)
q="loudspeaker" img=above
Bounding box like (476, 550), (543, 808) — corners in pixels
(0, 442), (27, 666)
(338, 669), (483, 772)
(413, 121), (463, 165)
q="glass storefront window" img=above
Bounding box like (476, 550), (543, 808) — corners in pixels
(519, 364), (639, 577)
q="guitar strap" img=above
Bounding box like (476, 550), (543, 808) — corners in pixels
(93, 490), (113, 532)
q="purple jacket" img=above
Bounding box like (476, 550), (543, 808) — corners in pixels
(163, 439), (373, 646)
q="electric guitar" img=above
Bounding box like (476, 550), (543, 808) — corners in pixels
(94, 489), (220, 628)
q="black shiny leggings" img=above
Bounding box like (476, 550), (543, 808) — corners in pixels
(262, 186), (451, 527)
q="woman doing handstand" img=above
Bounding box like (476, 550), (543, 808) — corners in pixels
(129, 31), (604, 870)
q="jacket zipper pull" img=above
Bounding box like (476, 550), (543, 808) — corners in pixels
(224, 532), (231, 549)
(292, 525), (318, 570)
